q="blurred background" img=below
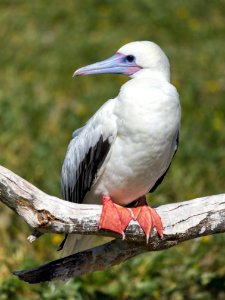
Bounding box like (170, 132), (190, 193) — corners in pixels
(0, 0), (225, 299)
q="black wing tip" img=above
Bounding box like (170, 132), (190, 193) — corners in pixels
(57, 234), (68, 251)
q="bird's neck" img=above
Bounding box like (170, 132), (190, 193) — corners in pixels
(131, 69), (170, 82)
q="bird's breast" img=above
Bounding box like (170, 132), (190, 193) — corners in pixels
(93, 80), (181, 205)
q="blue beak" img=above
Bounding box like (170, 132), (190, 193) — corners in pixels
(73, 53), (141, 77)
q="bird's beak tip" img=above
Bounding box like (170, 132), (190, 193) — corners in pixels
(73, 69), (86, 77)
(72, 71), (78, 77)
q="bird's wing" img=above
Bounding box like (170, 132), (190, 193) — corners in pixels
(149, 130), (179, 193)
(61, 98), (117, 203)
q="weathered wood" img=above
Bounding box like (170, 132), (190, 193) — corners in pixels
(0, 165), (225, 283)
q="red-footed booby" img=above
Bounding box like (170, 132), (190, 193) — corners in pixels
(60, 41), (181, 257)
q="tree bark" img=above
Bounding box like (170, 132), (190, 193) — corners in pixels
(0, 165), (225, 283)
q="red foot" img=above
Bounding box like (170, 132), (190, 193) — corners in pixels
(99, 196), (133, 239)
(130, 197), (163, 242)
(99, 195), (163, 242)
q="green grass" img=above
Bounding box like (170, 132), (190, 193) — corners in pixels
(0, 0), (225, 299)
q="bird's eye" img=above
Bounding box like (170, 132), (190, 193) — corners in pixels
(126, 55), (135, 63)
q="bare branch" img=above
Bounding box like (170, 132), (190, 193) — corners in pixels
(0, 165), (225, 283)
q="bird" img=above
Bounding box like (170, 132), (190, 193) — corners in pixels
(59, 41), (181, 257)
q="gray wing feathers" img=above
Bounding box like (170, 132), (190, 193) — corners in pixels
(61, 98), (117, 203)
(60, 99), (116, 256)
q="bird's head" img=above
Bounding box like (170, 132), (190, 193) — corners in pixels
(73, 41), (170, 80)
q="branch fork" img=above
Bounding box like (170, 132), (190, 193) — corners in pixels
(0, 165), (225, 283)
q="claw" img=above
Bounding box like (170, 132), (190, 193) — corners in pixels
(149, 206), (163, 238)
(136, 206), (153, 243)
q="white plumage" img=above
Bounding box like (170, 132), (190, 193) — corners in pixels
(61, 41), (181, 257)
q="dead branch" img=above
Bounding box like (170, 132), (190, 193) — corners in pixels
(0, 165), (225, 283)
